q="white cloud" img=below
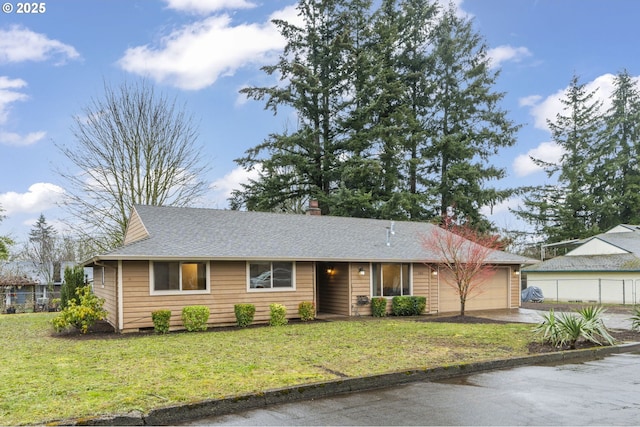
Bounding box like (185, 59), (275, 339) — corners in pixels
(164, 0), (257, 14)
(512, 141), (565, 177)
(0, 183), (66, 215)
(518, 95), (542, 108)
(487, 45), (532, 69)
(0, 131), (46, 146)
(524, 73), (621, 131)
(0, 76), (28, 124)
(209, 165), (262, 207)
(118, 5), (300, 90)
(0, 25), (80, 64)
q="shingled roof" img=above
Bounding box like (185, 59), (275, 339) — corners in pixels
(524, 253), (640, 272)
(525, 227), (640, 273)
(90, 205), (533, 265)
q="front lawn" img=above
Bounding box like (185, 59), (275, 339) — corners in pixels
(1, 313), (534, 425)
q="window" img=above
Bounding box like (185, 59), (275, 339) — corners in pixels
(248, 262), (294, 290)
(372, 263), (411, 297)
(152, 261), (208, 293)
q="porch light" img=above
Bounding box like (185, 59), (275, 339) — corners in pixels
(431, 269), (438, 276)
(326, 266), (334, 275)
(358, 267), (366, 276)
(515, 270), (520, 275)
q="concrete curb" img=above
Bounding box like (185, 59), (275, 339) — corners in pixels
(56, 342), (640, 426)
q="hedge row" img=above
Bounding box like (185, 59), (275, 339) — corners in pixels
(150, 301), (316, 333)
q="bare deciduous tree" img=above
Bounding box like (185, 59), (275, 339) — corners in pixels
(421, 215), (502, 316)
(57, 79), (209, 251)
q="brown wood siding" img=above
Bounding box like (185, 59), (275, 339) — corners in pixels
(318, 263), (350, 315)
(438, 267), (509, 313)
(119, 260), (314, 332)
(510, 267), (521, 308)
(123, 209), (148, 245)
(412, 264), (430, 313)
(349, 263), (432, 316)
(93, 262), (118, 328)
(350, 263), (371, 316)
(428, 267), (439, 314)
(211, 261), (315, 325)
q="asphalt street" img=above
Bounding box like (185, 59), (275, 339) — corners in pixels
(186, 352), (640, 426)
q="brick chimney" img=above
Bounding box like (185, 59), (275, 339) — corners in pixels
(306, 199), (321, 216)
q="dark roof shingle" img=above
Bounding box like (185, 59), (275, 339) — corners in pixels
(95, 205), (533, 264)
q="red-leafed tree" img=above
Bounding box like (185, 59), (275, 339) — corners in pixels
(422, 215), (502, 316)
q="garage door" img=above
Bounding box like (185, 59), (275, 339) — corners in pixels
(438, 267), (509, 313)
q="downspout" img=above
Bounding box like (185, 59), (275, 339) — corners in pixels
(118, 260), (123, 332)
(348, 262), (352, 316)
(92, 261), (109, 288)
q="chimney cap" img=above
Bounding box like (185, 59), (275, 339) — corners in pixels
(306, 199), (321, 216)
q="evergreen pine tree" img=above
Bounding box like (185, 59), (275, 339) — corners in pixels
(422, 5), (519, 230)
(598, 70), (640, 226)
(516, 75), (604, 241)
(232, 0), (370, 214)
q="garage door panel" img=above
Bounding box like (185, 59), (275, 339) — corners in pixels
(438, 268), (509, 313)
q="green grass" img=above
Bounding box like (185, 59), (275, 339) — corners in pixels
(0, 313), (534, 425)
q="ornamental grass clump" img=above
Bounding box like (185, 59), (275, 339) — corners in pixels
(234, 303), (256, 327)
(533, 306), (615, 349)
(269, 303), (288, 326)
(576, 305), (615, 346)
(298, 301), (315, 321)
(151, 309), (172, 334)
(181, 305), (210, 332)
(630, 306), (640, 331)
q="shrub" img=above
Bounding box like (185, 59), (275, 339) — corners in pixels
(391, 296), (427, 316)
(391, 296), (413, 316)
(533, 306), (615, 349)
(51, 286), (107, 334)
(576, 306), (614, 346)
(181, 305), (210, 332)
(631, 306), (640, 331)
(556, 312), (588, 349)
(269, 303), (288, 326)
(371, 297), (387, 317)
(298, 301), (315, 321)
(151, 309), (172, 334)
(60, 265), (85, 309)
(533, 309), (562, 347)
(412, 296), (427, 315)
(234, 303), (256, 327)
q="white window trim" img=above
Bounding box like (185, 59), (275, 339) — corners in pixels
(370, 262), (413, 298)
(149, 260), (211, 296)
(246, 261), (296, 292)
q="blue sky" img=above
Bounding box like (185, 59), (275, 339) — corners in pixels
(0, 0), (638, 246)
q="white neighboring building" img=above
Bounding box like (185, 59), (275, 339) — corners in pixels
(524, 225), (640, 305)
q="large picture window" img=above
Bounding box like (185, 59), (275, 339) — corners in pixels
(152, 261), (208, 292)
(248, 262), (294, 290)
(372, 263), (411, 297)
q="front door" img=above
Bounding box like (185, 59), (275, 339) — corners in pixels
(316, 262), (350, 315)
